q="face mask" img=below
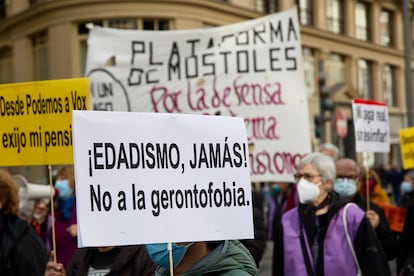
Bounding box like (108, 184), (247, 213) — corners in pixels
(55, 179), (72, 199)
(361, 179), (375, 198)
(271, 185), (281, 195)
(401, 181), (412, 193)
(297, 178), (321, 204)
(32, 213), (42, 221)
(145, 242), (193, 269)
(334, 178), (357, 198)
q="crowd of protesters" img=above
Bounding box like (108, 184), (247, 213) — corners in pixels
(1, 142), (414, 275)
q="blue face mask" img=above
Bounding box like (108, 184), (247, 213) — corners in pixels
(334, 178), (357, 198)
(55, 179), (72, 199)
(145, 243), (193, 269)
(401, 181), (412, 193)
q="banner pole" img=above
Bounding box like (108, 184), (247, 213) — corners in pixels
(48, 165), (57, 262)
(362, 153), (370, 211)
(168, 242), (174, 276)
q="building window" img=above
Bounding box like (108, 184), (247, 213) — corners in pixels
(29, 0), (53, 5)
(108, 19), (138, 29)
(296, 0), (312, 25)
(78, 19), (170, 75)
(255, 0), (276, 13)
(327, 53), (345, 86)
(358, 59), (373, 99)
(0, 0), (7, 20)
(0, 46), (12, 83)
(383, 64), (396, 106)
(143, 19), (170, 30)
(326, 0), (344, 34)
(32, 30), (49, 81)
(303, 47), (316, 96)
(355, 1), (369, 41)
(380, 9), (393, 46)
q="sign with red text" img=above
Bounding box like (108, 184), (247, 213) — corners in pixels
(0, 78), (89, 166)
(352, 99), (390, 153)
(72, 110), (253, 246)
(86, 7), (311, 182)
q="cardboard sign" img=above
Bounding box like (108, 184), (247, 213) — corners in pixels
(0, 78), (89, 166)
(399, 126), (414, 170)
(85, 7), (311, 182)
(72, 110), (254, 246)
(352, 99), (390, 153)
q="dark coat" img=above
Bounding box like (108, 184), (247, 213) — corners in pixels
(397, 191), (414, 273)
(240, 190), (267, 268)
(0, 214), (48, 276)
(352, 193), (399, 260)
(66, 245), (156, 276)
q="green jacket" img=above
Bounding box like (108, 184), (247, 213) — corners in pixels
(155, 240), (258, 276)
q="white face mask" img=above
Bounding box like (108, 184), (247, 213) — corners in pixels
(297, 178), (321, 204)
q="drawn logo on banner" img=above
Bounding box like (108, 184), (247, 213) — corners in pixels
(88, 69), (130, 111)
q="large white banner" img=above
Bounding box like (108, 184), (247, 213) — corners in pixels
(352, 99), (390, 153)
(86, 7), (311, 182)
(72, 111), (253, 246)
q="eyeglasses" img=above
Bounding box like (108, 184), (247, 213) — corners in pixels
(294, 173), (321, 182)
(337, 175), (358, 181)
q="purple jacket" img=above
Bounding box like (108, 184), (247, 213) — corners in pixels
(51, 201), (78, 268)
(282, 203), (364, 276)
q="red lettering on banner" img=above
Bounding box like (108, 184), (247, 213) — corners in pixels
(233, 76), (284, 106)
(149, 75), (285, 113)
(244, 116), (279, 140)
(150, 86), (182, 113)
(249, 151), (305, 175)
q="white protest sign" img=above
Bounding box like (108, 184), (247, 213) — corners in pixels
(352, 99), (390, 153)
(86, 7), (311, 182)
(72, 110), (253, 247)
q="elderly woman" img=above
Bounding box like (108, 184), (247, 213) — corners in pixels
(272, 152), (390, 276)
(0, 170), (48, 276)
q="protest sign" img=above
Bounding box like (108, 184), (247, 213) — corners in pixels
(399, 126), (414, 170)
(72, 110), (253, 246)
(0, 78), (89, 166)
(86, 7), (311, 182)
(352, 99), (390, 153)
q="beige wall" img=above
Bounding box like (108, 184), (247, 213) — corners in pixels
(49, 23), (74, 79)
(0, 0), (412, 168)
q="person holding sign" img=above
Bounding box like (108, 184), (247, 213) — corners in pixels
(0, 170), (48, 276)
(145, 240), (258, 275)
(334, 158), (398, 261)
(273, 153), (390, 276)
(49, 165), (78, 268)
(357, 167), (391, 205)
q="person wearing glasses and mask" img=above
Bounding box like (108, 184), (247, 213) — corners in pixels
(272, 152), (390, 276)
(334, 158), (398, 261)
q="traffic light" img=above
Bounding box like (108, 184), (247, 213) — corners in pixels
(314, 115), (322, 138)
(317, 61), (334, 114)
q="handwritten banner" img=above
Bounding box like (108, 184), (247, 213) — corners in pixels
(86, 7), (311, 182)
(0, 78), (89, 166)
(399, 127), (414, 170)
(352, 99), (390, 153)
(72, 111), (253, 246)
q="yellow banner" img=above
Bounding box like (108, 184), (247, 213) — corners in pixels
(0, 78), (89, 166)
(399, 126), (414, 170)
